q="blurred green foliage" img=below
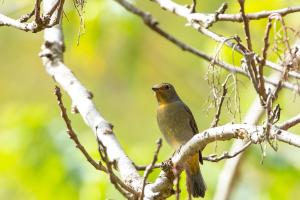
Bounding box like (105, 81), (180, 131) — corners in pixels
(0, 0), (300, 199)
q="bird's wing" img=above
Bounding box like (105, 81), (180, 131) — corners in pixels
(183, 104), (203, 164)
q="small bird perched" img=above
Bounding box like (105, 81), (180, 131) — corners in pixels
(152, 82), (206, 198)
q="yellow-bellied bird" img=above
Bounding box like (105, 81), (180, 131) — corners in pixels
(152, 83), (206, 198)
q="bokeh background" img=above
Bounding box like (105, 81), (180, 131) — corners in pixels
(1, 0), (300, 199)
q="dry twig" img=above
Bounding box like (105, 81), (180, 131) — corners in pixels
(54, 85), (138, 199)
(279, 114), (300, 130)
(40, 0), (144, 197)
(210, 74), (230, 128)
(98, 140), (138, 199)
(203, 141), (252, 162)
(54, 86), (107, 172)
(151, 0), (300, 88)
(139, 139), (163, 200)
(0, 0), (65, 32)
(114, 0), (300, 94)
(134, 163), (162, 171)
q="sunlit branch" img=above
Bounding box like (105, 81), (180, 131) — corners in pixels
(114, 0), (300, 95)
(39, 0), (142, 198)
(151, 0), (300, 82)
(279, 114), (300, 130)
(172, 124), (300, 167)
(0, 0), (65, 32)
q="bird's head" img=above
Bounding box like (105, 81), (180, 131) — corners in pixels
(152, 83), (180, 104)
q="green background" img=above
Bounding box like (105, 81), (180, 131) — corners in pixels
(0, 0), (300, 199)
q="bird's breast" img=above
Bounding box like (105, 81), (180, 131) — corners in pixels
(157, 101), (195, 149)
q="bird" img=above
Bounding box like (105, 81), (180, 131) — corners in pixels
(152, 82), (206, 198)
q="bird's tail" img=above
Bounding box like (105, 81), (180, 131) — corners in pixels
(185, 155), (206, 198)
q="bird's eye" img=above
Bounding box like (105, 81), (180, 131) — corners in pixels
(164, 85), (170, 90)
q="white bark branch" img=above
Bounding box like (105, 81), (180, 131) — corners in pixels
(145, 122), (300, 199)
(0, 13), (37, 31)
(40, 0), (143, 196)
(172, 124), (300, 166)
(35, 1), (300, 199)
(213, 72), (282, 200)
(152, 0), (300, 86)
(0, 0), (64, 32)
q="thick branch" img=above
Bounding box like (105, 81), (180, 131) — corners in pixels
(37, 1), (300, 199)
(146, 122), (300, 199)
(172, 124), (300, 166)
(39, 0), (142, 197)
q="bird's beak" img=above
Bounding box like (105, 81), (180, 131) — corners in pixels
(152, 84), (160, 92)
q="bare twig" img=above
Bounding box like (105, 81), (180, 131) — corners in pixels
(40, 0), (144, 197)
(257, 17), (272, 101)
(151, 0), (300, 82)
(190, 0), (197, 13)
(152, 0), (300, 26)
(272, 17), (294, 98)
(217, 6), (300, 22)
(38, 0), (300, 199)
(204, 141), (252, 162)
(18, 9), (35, 23)
(140, 139), (163, 200)
(55, 86), (139, 199)
(264, 97), (280, 151)
(202, 3), (228, 28)
(213, 72), (283, 200)
(238, 0), (269, 104)
(134, 163), (162, 171)
(54, 86), (107, 172)
(266, 60), (300, 79)
(262, 16), (294, 152)
(210, 74), (230, 128)
(238, 0), (253, 51)
(98, 140), (139, 199)
(34, 0), (42, 23)
(0, 0), (65, 32)
(279, 114), (300, 130)
(114, 0), (300, 95)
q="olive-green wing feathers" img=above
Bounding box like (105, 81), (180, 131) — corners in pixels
(183, 104), (203, 165)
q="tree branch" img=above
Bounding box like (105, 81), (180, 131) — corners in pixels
(217, 6), (300, 22)
(54, 85), (139, 198)
(213, 73), (286, 200)
(210, 74), (229, 128)
(54, 85), (107, 172)
(39, 0), (142, 197)
(0, 0), (65, 32)
(146, 122), (300, 199)
(204, 141), (252, 162)
(140, 139), (163, 200)
(279, 114), (300, 130)
(114, 0), (300, 96)
(35, 0), (300, 199)
(151, 0), (300, 83)
(172, 124), (300, 167)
